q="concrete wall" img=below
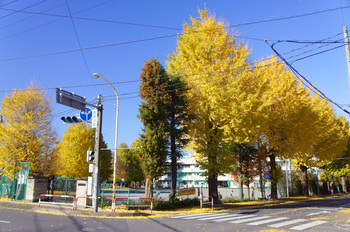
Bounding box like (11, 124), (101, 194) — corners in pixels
(26, 177), (49, 202)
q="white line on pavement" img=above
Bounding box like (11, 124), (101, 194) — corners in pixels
(184, 213), (230, 219)
(170, 213), (219, 219)
(215, 215), (255, 222)
(0, 220), (10, 224)
(198, 214), (240, 220)
(229, 216), (271, 224)
(268, 219), (308, 228)
(290, 221), (328, 231)
(247, 217), (289, 225)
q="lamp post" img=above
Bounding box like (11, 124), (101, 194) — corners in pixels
(93, 73), (119, 199)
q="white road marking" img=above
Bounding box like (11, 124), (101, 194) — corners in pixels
(198, 214), (239, 220)
(269, 219), (308, 228)
(248, 217), (289, 225)
(0, 220), (10, 224)
(306, 211), (331, 216)
(170, 213), (219, 219)
(290, 220), (328, 230)
(184, 213), (230, 219)
(215, 214), (255, 222)
(229, 216), (271, 224)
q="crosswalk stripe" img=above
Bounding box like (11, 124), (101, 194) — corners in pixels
(290, 221), (328, 230)
(170, 213), (219, 219)
(215, 215), (255, 222)
(198, 214), (239, 220)
(0, 220), (10, 224)
(268, 219), (308, 228)
(247, 217), (289, 225)
(229, 216), (270, 224)
(184, 213), (230, 219)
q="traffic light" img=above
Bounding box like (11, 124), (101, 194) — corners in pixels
(61, 116), (82, 124)
(87, 149), (95, 163)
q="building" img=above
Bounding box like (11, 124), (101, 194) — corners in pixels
(158, 157), (236, 189)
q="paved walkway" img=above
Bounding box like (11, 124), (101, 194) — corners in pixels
(0, 194), (349, 219)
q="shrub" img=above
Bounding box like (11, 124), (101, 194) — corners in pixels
(221, 196), (251, 203)
(153, 197), (200, 210)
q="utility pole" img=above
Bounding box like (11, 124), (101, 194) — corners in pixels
(92, 94), (103, 213)
(56, 89), (104, 213)
(344, 26), (350, 82)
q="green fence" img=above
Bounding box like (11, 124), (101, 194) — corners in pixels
(0, 162), (30, 201)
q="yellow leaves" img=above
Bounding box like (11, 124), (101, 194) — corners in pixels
(0, 83), (56, 176)
(55, 123), (94, 177)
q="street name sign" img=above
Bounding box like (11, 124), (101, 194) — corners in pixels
(56, 88), (86, 111)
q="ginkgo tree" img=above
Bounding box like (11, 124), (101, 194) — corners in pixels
(54, 123), (112, 181)
(0, 83), (57, 177)
(167, 8), (251, 203)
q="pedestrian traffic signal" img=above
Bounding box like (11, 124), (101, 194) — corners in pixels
(87, 149), (95, 163)
(61, 116), (82, 124)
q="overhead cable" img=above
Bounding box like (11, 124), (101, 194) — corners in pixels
(266, 40), (349, 114)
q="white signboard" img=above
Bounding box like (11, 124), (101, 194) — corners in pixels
(92, 109), (97, 129)
(87, 176), (93, 196)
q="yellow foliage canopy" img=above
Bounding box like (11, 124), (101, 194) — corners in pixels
(167, 8), (251, 175)
(0, 83), (56, 177)
(54, 123), (94, 177)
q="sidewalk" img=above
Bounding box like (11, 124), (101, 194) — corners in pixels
(0, 194), (349, 219)
(0, 200), (148, 217)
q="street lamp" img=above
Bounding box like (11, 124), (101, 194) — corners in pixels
(93, 73), (119, 199)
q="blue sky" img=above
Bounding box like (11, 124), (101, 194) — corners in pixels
(1, 0), (350, 150)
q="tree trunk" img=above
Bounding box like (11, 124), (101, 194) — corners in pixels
(237, 161), (243, 200)
(341, 176), (348, 193)
(257, 145), (264, 198)
(323, 182), (328, 195)
(145, 178), (153, 198)
(208, 173), (219, 204)
(330, 180), (335, 194)
(269, 153), (278, 199)
(170, 112), (177, 200)
(170, 152), (177, 199)
(300, 164), (309, 196)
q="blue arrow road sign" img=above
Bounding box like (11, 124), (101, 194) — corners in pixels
(80, 107), (92, 121)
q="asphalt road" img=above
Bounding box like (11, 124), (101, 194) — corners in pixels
(0, 195), (349, 232)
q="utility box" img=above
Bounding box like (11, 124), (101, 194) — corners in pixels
(76, 178), (92, 207)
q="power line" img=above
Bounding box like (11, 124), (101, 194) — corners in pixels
(0, 42), (340, 96)
(0, 0), (47, 20)
(1, 5), (350, 62)
(65, 0), (99, 94)
(266, 40), (350, 115)
(0, 6), (180, 31)
(229, 5), (350, 28)
(0, 1), (113, 42)
(0, 33), (178, 62)
(290, 44), (344, 64)
(0, 0), (71, 30)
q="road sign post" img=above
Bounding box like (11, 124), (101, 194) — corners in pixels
(92, 94), (103, 213)
(56, 89), (103, 213)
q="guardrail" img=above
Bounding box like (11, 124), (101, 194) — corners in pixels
(115, 197), (153, 213)
(200, 195), (213, 210)
(38, 194), (153, 213)
(76, 196), (116, 212)
(38, 194), (76, 211)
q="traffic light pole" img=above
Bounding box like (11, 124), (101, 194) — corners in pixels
(92, 94), (103, 213)
(56, 89), (104, 213)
